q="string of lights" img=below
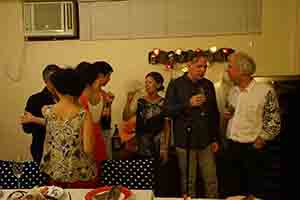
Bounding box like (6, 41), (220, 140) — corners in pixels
(148, 47), (235, 69)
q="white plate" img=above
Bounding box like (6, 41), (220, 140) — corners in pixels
(92, 190), (125, 200)
(225, 195), (262, 200)
(39, 186), (67, 200)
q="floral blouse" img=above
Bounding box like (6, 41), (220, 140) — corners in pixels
(135, 97), (165, 157)
(40, 105), (97, 182)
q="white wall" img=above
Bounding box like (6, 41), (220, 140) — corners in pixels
(0, 0), (297, 160)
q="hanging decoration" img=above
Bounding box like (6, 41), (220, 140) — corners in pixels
(148, 47), (235, 70)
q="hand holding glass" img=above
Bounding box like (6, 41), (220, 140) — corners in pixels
(195, 87), (207, 107)
(224, 102), (235, 120)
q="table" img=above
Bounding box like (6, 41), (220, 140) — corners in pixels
(0, 189), (222, 199)
(0, 189), (154, 200)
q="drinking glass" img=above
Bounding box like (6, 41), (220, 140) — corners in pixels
(225, 101), (235, 115)
(196, 87), (206, 96)
(196, 87), (207, 116)
(11, 161), (24, 189)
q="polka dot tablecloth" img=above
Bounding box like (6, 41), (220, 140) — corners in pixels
(0, 160), (48, 189)
(100, 159), (154, 190)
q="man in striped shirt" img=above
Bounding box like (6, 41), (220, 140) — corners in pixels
(223, 51), (281, 198)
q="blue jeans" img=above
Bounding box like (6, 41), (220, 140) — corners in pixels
(176, 145), (218, 198)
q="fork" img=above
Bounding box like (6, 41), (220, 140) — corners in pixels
(68, 192), (72, 200)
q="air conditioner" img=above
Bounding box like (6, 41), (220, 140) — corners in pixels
(24, 1), (78, 39)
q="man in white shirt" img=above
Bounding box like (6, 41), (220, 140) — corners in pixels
(223, 51), (281, 198)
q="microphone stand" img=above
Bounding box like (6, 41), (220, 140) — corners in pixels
(185, 121), (192, 196)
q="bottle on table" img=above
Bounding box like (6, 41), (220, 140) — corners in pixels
(100, 102), (112, 131)
(111, 124), (121, 151)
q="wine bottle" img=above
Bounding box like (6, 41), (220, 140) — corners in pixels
(100, 102), (112, 130)
(111, 124), (121, 151)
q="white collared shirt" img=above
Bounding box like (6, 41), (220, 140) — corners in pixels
(226, 79), (281, 143)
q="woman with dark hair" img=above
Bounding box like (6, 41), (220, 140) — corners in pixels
(39, 68), (97, 188)
(121, 72), (170, 160)
(76, 61), (114, 170)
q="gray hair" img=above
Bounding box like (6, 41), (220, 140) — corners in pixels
(230, 52), (256, 75)
(42, 64), (61, 81)
(190, 53), (207, 65)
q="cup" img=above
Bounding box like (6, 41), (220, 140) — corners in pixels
(225, 101), (235, 114)
(196, 87), (206, 97)
(195, 87), (207, 116)
(224, 101), (235, 120)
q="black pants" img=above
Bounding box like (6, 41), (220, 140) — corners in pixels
(154, 146), (181, 197)
(220, 139), (268, 198)
(30, 144), (43, 165)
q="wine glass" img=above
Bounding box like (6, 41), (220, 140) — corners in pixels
(197, 87), (205, 96)
(195, 86), (207, 116)
(11, 161), (24, 189)
(224, 101), (235, 115)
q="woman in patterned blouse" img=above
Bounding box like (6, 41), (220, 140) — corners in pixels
(40, 68), (97, 188)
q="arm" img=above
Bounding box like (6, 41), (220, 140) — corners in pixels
(122, 102), (134, 121)
(260, 89), (281, 141)
(122, 92), (137, 120)
(164, 79), (190, 118)
(121, 115), (136, 136)
(160, 118), (171, 150)
(160, 118), (171, 161)
(101, 90), (115, 117)
(20, 112), (45, 126)
(207, 83), (221, 152)
(22, 96), (45, 133)
(208, 82), (221, 143)
(82, 111), (95, 157)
